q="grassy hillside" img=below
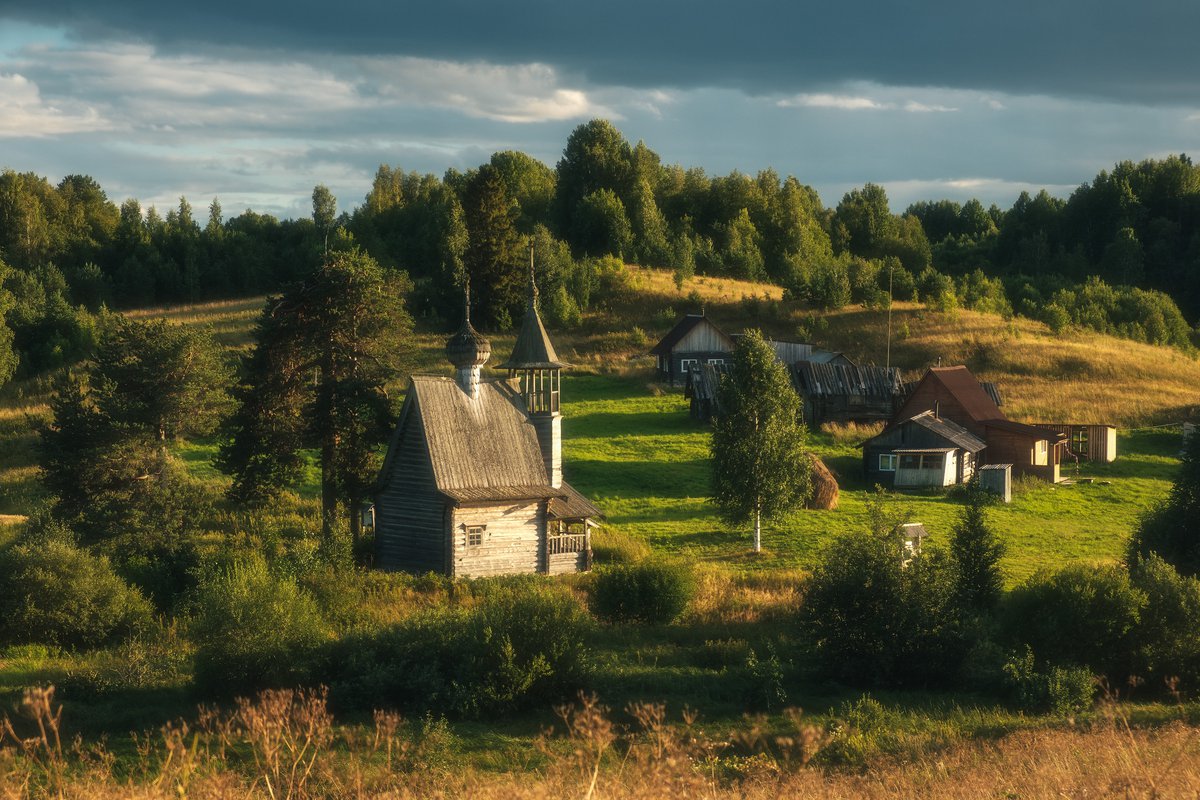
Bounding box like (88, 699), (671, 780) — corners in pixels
(0, 264), (1190, 582)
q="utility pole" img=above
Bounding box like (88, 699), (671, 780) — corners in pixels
(886, 260), (894, 371)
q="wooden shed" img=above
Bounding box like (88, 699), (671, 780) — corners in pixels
(1034, 424), (1117, 463)
(650, 313), (735, 386)
(791, 362), (905, 427)
(374, 282), (599, 577)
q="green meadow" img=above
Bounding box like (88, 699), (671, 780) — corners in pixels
(561, 371), (1178, 586)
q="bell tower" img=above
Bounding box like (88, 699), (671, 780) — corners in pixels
(499, 248), (568, 487)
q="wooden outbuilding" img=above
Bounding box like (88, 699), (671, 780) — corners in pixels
(374, 281), (599, 578)
(650, 313), (735, 386)
(863, 410), (986, 489)
(791, 362), (906, 427)
(1034, 424), (1117, 463)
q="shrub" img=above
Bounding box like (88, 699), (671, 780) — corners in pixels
(590, 526), (652, 565)
(1129, 554), (1200, 687)
(326, 582), (591, 717)
(741, 643), (787, 711)
(0, 540), (152, 649)
(1003, 564), (1145, 679)
(189, 556), (329, 696)
(802, 524), (965, 687)
(1001, 646), (1096, 715)
(592, 560), (696, 624)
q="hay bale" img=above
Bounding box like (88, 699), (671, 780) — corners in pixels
(806, 454), (839, 510)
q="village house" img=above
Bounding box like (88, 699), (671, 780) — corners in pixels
(651, 312), (849, 387)
(373, 281), (599, 577)
(862, 409), (986, 489)
(890, 365), (1068, 483)
(650, 312), (736, 386)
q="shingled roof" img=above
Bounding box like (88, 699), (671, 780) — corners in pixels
(381, 376), (558, 502)
(498, 299), (569, 369)
(906, 410), (987, 452)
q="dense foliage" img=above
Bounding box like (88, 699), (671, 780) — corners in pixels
(591, 560), (696, 624)
(0, 530), (152, 649)
(324, 581), (592, 716)
(2, 130), (1197, 355)
(1128, 429), (1200, 575)
(189, 556), (330, 696)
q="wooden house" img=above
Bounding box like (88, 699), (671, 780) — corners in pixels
(862, 410), (986, 489)
(374, 284), (599, 578)
(650, 313), (735, 386)
(893, 365), (1067, 482)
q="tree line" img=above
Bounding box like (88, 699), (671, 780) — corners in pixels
(1, 123), (1199, 379)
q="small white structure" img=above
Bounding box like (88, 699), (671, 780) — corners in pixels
(894, 448), (960, 489)
(900, 522), (927, 567)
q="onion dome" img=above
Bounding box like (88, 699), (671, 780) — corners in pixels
(446, 284), (491, 368)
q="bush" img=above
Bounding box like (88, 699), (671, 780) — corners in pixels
(592, 560), (696, 624)
(189, 556), (329, 697)
(326, 582), (591, 717)
(1003, 564), (1145, 679)
(1130, 555), (1200, 687)
(802, 524), (965, 687)
(1001, 646), (1096, 715)
(0, 540), (152, 649)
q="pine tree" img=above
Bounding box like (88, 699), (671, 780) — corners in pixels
(218, 246), (413, 546)
(950, 479), (1005, 612)
(710, 329), (812, 552)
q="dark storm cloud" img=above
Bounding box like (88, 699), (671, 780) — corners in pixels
(2, 0), (1198, 105)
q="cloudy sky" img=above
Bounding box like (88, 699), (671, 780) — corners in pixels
(1, 1), (1198, 219)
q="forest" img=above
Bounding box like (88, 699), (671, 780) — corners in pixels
(0, 120), (1198, 389)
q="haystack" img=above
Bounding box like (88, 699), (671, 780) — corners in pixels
(806, 454), (840, 510)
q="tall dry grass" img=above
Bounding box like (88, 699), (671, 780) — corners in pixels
(3, 686), (1200, 799)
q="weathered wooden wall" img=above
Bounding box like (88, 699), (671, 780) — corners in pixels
(984, 427), (1059, 482)
(376, 411), (448, 574)
(450, 501), (542, 578)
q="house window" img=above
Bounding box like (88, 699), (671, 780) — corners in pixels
(879, 453), (897, 472)
(899, 453), (920, 470)
(707, 358), (725, 366)
(1034, 440), (1048, 466)
(466, 525), (485, 547)
(679, 358), (698, 374)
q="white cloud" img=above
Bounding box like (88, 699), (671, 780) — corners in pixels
(903, 101), (957, 113)
(0, 72), (111, 137)
(361, 57), (610, 123)
(778, 93), (887, 110)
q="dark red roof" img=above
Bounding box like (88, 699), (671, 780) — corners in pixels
(923, 366), (1004, 422)
(982, 418), (1069, 442)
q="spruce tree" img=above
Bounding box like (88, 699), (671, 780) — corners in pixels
(710, 329), (811, 552)
(950, 479), (1005, 612)
(1128, 431), (1200, 576)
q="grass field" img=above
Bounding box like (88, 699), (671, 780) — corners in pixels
(1, 268), (1198, 792)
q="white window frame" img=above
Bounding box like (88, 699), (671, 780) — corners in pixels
(465, 524), (485, 548)
(707, 358), (725, 366)
(879, 453), (897, 472)
(679, 358), (698, 374)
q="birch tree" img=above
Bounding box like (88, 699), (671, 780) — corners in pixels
(710, 329), (811, 552)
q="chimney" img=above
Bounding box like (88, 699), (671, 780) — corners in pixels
(934, 400), (941, 419)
